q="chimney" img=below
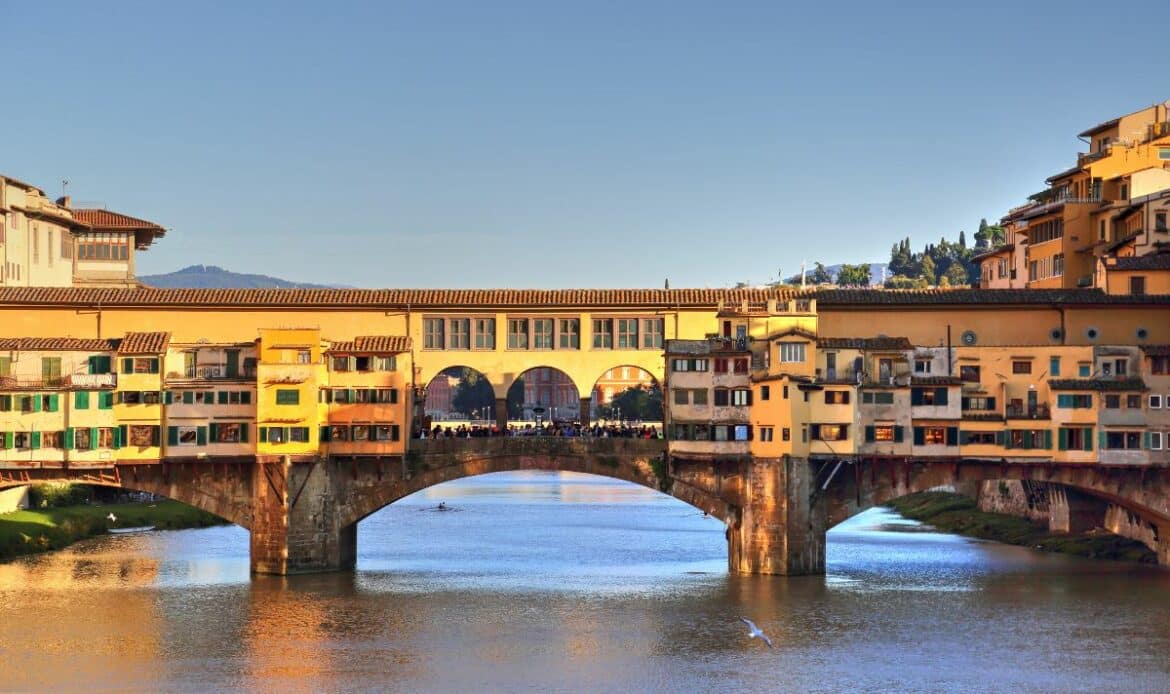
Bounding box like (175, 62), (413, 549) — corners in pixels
(56, 196), (71, 208)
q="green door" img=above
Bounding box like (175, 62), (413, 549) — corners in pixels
(225, 350), (240, 378)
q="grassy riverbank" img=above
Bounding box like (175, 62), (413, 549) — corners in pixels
(886, 492), (1156, 564)
(0, 500), (227, 562)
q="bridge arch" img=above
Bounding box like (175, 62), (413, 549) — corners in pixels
(336, 438), (730, 529)
(587, 365), (661, 425)
(422, 366), (497, 423)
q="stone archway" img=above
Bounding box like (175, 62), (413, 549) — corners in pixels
(588, 365), (661, 426)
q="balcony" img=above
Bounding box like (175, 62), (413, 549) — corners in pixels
(168, 364), (257, 382)
(1006, 404), (1050, 420)
(0, 374), (116, 390)
(67, 373), (117, 388)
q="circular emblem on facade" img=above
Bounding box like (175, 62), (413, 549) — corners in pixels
(1085, 327), (1099, 340)
(961, 330), (977, 346)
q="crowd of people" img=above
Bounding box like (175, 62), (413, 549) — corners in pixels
(415, 422), (661, 440)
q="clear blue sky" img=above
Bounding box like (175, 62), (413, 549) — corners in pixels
(7, 1), (1168, 288)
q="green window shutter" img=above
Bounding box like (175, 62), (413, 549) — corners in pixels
(121, 358), (133, 374)
(1044, 430), (1053, 450)
(1145, 431), (1153, 450)
(893, 426), (904, 443)
(48, 394), (59, 412)
(298, 427), (309, 441)
(935, 388), (948, 406)
(164, 391), (174, 405)
(183, 391), (194, 405)
(218, 391), (228, 405)
(0, 432), (8, 450)
(196, 427), (207, 446)
(63, 429), (73, 449)
(99, 391), (113, 409)
(167, 426), (179, 446)
(999, 430), (1009, 448)
(0, 395), (9, 411)
(1083, 428), (1093, 452)
(946, 427), (958, 446)
(864, 425), (875, 442)
(1057, 394), (1069, 408)
(149, 358), (160, 374)
(1099, 430), (1107, 450)
(348, 389), (356, 403)
(1058, 428), (1068, 451)
(75, 391), (90, 409)
(987, 397), (996, 410)
(320, 425), (331, 442)
(258, 427), (268, 443)
(239, 424), (249, 443)
(391, 389), (399, 404)
(809, 424), (820, 440)
(959, 430), (970, 445)
(911, 389), (923, 406)
(1021, 430), (1032, 449)
(913, 427), (925, 446)
(209, 423), (219, 442)
(151, 426), (161, 447)
(90, 428), (99, 449)
(348, 356), (357, 372)
(114, 426), (125, 449)
(88, 355), (99, 374)
(241, 391), (251, 405)
(30, 432), (41, 450)
(1050, 357), (1060, 377)
(32, 395), (41, 413)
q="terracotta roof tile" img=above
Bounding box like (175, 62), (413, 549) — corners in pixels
(0, 286), (1165, 309)
(0, 337), (117, 351)
(818, 336), (913, 350)
(327, 336), (411, 353)
(1108, 252), (1170, 271)
(118, 331), (171, 354)
(1140, 345), (1170, 356)
(71, 208), (166, 232)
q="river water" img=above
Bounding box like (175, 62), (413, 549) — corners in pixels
(2, 471), (1170, 693)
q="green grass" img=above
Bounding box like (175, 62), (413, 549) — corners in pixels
(0, 500), (227, 562)
(886, 491), (1157, 564)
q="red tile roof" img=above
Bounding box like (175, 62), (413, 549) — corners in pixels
(71, 208), (166, 232)
(0, 287), (1165, 309)
(910, 375), (963, 386)
(118, 331), (171, 354)
(1108, 252), (1170, 271)
(817, 337), (913, 350)
(0, 337), (117, 351)
(1141, 345), (1170, 356)
(1049, 378), (1147, 391)
(327, 336), (411, 353)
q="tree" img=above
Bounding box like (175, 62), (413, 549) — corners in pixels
(808, 262), (834, 285)
(944, 262), (970, 287)
(506, 377), (526, 418)
(921, 255), (937, 286)
(835, 263), (871, 287)
(605, 383), (663, 422)
(884, 274), (928, 289)
(449, 368), (494, 417)
(958, 230), (967, 249)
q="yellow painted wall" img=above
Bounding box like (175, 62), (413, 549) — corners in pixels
(256, 329), (324, 457)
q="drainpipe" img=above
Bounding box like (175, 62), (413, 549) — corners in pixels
(946, 324), (952, 376)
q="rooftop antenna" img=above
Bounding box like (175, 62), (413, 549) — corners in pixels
(664, 277), (670, 290)
(61, 179), (70, 198)
(800, 259), (807, 288)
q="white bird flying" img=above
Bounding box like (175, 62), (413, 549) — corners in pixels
(739, 617), (774, 648)
(106, 513), (116, 523)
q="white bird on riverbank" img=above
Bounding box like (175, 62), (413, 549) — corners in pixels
(106, 512), (116, 523)
(739, 617), (773, 648)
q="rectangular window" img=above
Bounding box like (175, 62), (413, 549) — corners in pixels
(1079, 363), (1091, 378)
(268, 427), (286, 444)
(1116, 359), (1128, 376)
(1056, 394), (1092, 409)
(127, 425), (157, 447)
(532, 319), (554, 350)
(592, 319), (613, 349)
(616, 319), (638, 349)
(759, 427), (774, 442)
(733, 358), (749, 374)
(1012, 360), (1032, 374)
(873, 425), (896, 442)
(1150, 356), (1169, 375)
(423, 318), (445, 350)
(508, 319), (529, 349)
(331, 356), (350, 372)
(1049, 357), (1060, 377)
(558, 319), (579, 349)
(922, 427), (946, 445)
(1156, 211), (1168, 231)
(861, 391), (895, 405)
(296, 349), (312, 364)
(41, 357), (62, 385)
(959, 365), (981, 382)
(1104, 394), (1120, 409)
(641, 318), (663, 349)
(782, 428), (791, 441)
(1105, 431), (1143, 449)
(74, 428), (92, 450)
(760, 385), (770, 401)
(352, 425), (369, 441)
(289, 427), (310, 443)
(691, 359), (708, 372)
(692, 389), (708, 406)
(1126, 394), (1141, 409)
(674, 389), (689, 405)
(824, 390), (850, 405)
(962, 431), (998, 445)
(474, 318), (496, 350)
(813, 424), (848, 441)
(714, 389), (729, 406)
(732, 389), (750, 406)
(714, 358), (729, 373)
(778, 343), (806, 363)
(1150, 432), (1163, 450)
(914, 359), (932, 374)
(1151, 395), (1164, 410)
(671, 358), (689, 372)
(449, 318), (470, 350)
(214, 423), (243, 443)
(275, 389), (300, 405)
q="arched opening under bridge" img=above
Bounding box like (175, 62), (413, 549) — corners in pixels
(505, 367), (581, 426)
(588, 366), (661, 427)
(423, 366), (496, 425)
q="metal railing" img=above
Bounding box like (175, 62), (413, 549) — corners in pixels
(1006, 404), (1050, 419)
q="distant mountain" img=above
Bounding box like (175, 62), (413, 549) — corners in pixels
(139, 265), (350, 289)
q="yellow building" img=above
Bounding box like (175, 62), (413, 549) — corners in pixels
(163, 340), (258, 461)
(114, 332), (170, 462)
(255, 329), (324, 460)
(320, 336), (411, 458)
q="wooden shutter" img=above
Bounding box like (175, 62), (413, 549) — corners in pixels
(151, 426), (161, 447)
(121, 358), (134, 374)
(1058, 428), (1068, 451)
(809, 424), (821, 440)
(258, 427), (268, 443)
(183, 391), (194, 405)
(0, 395), (9, 411)
(913, 427), (925, 446)
(48, 394), (59, 412)
(242, 391), (251, 404)
(196, 427), (207, 446)
(100, 391), (113, 409)
(864, 426), (875, 442)
(1083, 428), (1092, 452)
(168, 426), (179, 446)
(149, 358), (160, 374)
(63, 429), (73, 449)
(1099, 430), (1107, 450)
(75, 391), (89, 409)
(911, 389), (923, 406)
(209, 423), (219, 442)
(239, 424), (249, 443)
(30, 432), (40, 450)
(218, 391), (229, 405)
(946, 427), (959, 446)
(893, 426), (904, 443)
(320, 425), (331, 442)
(114, 426), (125, 449)
(935, 388), (948, 406)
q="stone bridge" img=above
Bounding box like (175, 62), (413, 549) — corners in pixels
(4, 445), (1170, 574)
